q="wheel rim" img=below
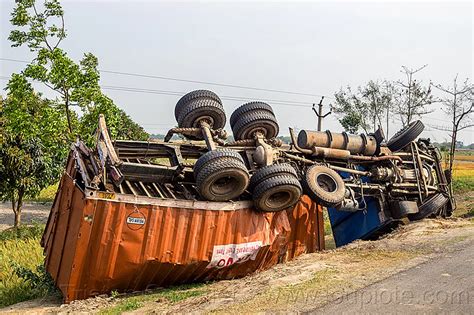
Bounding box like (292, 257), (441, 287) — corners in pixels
(210, 175), (240, 196)
(235, 121), (278, 140)
(265, 190), (292, 209)
(316, 173), (338, 193)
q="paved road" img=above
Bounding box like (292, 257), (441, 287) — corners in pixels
(312, 241), (474, 314)
(0, 202), (51, 231)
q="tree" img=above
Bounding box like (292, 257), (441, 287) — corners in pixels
(333, 80), (393, 134)
(338, 112), (363, 134)
(9, 0), (75, 132)
(79, 94), (149, 147)
(392, 65), (434, 126)
(433, 76), (474, 191)
(0, 97), (4, 144)
(8, 0), (148, 141)
(0, 74), (69, 227)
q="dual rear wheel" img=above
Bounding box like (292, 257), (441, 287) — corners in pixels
(175, 90), (280, 141)
(230, 102), (279, 140)
(193, 150), (249, 202)
(250, 164), (302, 212)
(175, 90), (226, 139)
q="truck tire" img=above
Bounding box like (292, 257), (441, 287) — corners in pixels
(195, 158), (249, 201)
(175, 90), (222, 121)
(303, 165), (345, 207)
(194, 150), (245, 178)
(408, 193), (448, 221)
(177, 98), (226, 133)
(253, 175), (302, 212)
(249, 163), (297, 190)
(230, 102), (274, 126)
(231, 110), (279, 140)
(387, 120), (424, 152)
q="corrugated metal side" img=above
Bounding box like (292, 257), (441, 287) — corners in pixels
(43, 174), (324, 302)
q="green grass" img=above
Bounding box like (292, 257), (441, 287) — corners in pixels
(452, 176), (474, 194)
(99, 284), (206, 315)
(0, 224), (59, 308)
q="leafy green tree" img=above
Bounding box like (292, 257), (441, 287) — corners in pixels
(79, 95), (149, 147)
(0, 74), (69, 227)
(2, 0), (148, 227)
(9, 0), (148, 141)
(338, 112), (363, 134)
(333, 81), (393, 134)
(0, 97), (4, 144)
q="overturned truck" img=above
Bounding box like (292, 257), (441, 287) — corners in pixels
(42, 90), (453, 301)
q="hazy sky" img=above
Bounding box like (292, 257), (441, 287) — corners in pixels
(1, 0), (472, 143)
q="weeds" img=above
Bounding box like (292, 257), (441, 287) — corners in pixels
(0, 223), (44, 241)
(452, 175), (474, 194)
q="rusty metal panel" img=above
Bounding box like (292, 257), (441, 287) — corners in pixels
(43, 174), (324, 302)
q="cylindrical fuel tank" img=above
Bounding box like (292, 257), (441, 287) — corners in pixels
(297, 130), (378, 156)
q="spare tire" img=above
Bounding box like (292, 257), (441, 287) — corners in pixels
(175, 90), (222, 121)
(231, 110), (279, 140)
(303, 165), (345, 207)
(253, 175), (302, 212)
(177, 98), (226, 130)
(249, 163), (297, 190)
(195, 157), (249, 201)
(387, 120), (424, 152)
(230, 102), (274, 127)
(408, 193), (448, 221)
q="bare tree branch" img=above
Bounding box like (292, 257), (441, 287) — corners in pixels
(392, 65), (433, 126)
(458, 124), (474, 131)
(433, 76), (474, 194)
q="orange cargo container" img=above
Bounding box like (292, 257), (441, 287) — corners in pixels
(41, 148), (324, 302)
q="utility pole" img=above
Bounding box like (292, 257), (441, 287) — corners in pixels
(312, 96), (332, 131)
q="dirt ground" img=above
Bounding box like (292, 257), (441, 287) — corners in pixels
(0, 202), (51, 231)
(2, 215), (473, 314)
(136, 218), (474, 314)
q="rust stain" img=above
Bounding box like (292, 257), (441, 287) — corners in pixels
(43, 173), (324, 302)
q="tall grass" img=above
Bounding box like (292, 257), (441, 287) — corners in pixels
(0, 224), (59, 308)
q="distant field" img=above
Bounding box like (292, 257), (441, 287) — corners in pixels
(455, 155), (474, 161)
(452, 153), (474, 194)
